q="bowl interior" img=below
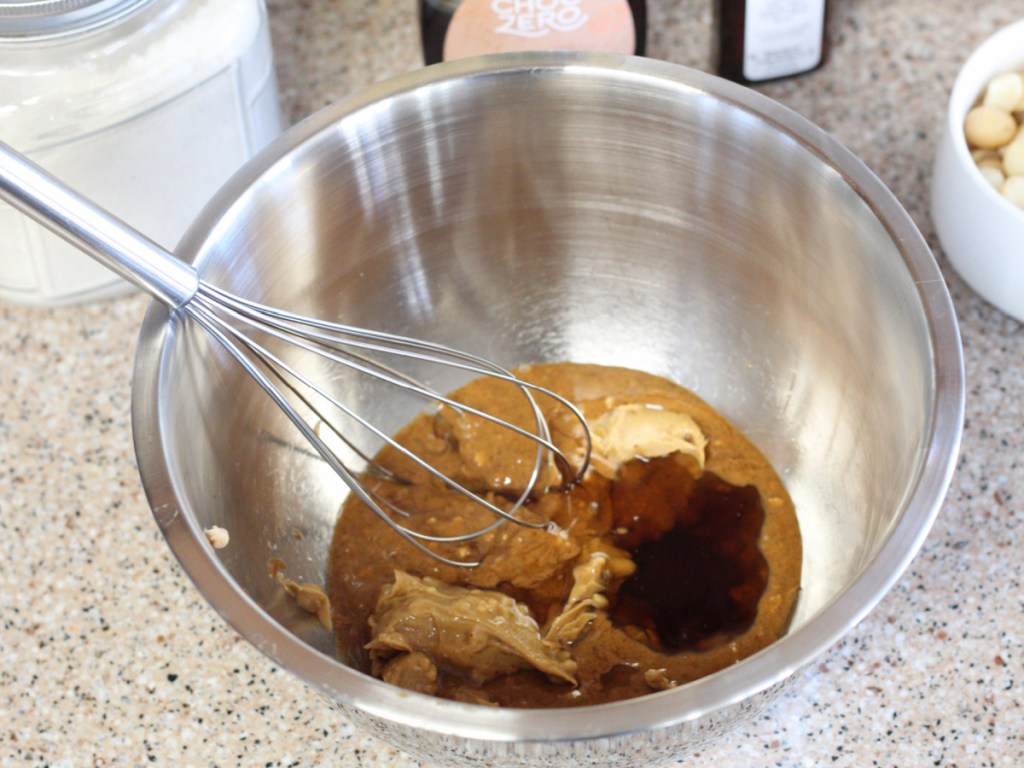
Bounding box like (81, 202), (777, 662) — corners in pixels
(135, 54), (961, 740)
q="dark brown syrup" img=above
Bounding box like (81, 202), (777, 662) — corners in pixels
(609, 455), (768, 652)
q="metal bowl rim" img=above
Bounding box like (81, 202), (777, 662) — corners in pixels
(131, 51), (965, 742)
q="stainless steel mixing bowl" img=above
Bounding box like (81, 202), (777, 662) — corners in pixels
(132, 53), (964, 766)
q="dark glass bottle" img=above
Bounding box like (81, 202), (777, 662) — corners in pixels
(714, 0), (828, 84)
(420, 0), (646, 66)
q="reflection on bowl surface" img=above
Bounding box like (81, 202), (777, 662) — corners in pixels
(132, 52), (963, 767)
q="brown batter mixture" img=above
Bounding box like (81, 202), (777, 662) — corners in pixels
(328, 363), (802, 708)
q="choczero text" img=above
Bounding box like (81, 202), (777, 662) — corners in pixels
(491, 0), (590, 37)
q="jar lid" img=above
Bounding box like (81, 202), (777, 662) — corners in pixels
(0, 0), (154, 37)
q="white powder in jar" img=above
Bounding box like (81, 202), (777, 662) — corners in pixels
(0, 0), (283, 306)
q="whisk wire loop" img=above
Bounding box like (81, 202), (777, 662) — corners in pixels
(202, 284), (592, 476)
(186, 285), (592, 567)
(0, 138), (592, 568)
(185, 297), (494, 568)
(195, 288), (549, 521)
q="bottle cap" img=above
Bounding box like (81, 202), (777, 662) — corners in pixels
(0, 0), (152, 38)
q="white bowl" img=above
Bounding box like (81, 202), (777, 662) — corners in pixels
(932, 19), (1024, 322)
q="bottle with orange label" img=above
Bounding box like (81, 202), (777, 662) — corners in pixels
(420, 0), (647, 65)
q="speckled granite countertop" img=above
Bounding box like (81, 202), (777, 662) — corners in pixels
(3, 1), (1024, 765)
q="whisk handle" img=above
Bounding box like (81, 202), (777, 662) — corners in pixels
(0, 140), (199, 308)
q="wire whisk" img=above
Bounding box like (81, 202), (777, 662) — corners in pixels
(0, 140), (591, 567)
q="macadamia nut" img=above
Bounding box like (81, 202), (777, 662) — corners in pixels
(965, 70), (1024, 209)
(1002, 176), (1024, 209)
(978, 164), (1005, 189)
(965, 105), (1017, 148)
(983, 72), (1024, 111)
(1003, 135), (1024, 176)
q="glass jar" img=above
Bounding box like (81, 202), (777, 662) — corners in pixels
(0, 0), (283, 306)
